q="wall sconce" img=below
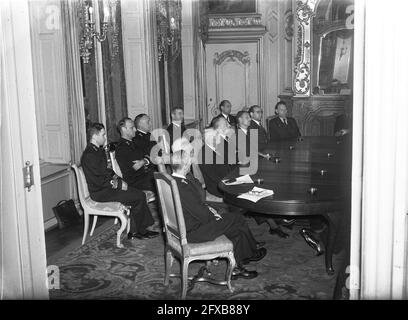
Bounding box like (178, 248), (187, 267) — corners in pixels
(80, 4), (109, 63)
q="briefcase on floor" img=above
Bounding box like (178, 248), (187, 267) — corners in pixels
(52, 199), (81, 229)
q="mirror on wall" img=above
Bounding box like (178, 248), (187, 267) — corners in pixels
(312, 0), (354, 95)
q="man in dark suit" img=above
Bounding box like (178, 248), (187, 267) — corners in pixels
(166, 107), (187, 151)
(133, 114), (157, 156)
(268, 101), (301, 141)
(198, 117), (238, 197)
(170, 150), (267, 279)
(236, 111), (291, 238)
(115, 117), (156, 191)
(236, 110), (272, 164)
(334, 111), (352, 137)
(210, 100), (237, 128)
(80, 123), (158, 240)
(248, 105), (269, 152)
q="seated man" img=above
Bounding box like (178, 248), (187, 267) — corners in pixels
(198, 117), (238, 197)
(248, 105), (269, 152)
(210, 100), (237, 128)
(166, 107), (187, 149)
(133, 113), (157, 156)
(334, 104), (352, 137)
(81, 123), (158, 240)
(268, 101), (301, 141)
(170, 150), (267, 279)
(236, 110), (271, 162)
(115, 117), (156, 191)
(236, 111), (292, 238)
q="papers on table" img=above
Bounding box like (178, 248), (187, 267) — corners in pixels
(237, 186), (274, 203)
(222, 174), (254, 185)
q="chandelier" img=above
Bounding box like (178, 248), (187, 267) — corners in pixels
(80, 3), (109, 63)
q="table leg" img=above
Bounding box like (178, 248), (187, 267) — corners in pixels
(323, 213), (340, 276)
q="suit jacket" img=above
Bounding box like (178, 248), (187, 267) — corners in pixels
(235, 127), (250, 159)
(173, 176), (216, 233)
(115, 138), (155, 188)
(248, 119), (269, 152)
(80, 143), (123, 193)
(166, 122), (187, 150)
(198, 143), (237, 197)
(334, 114), (352, 135)
(268, 116), (301, 141)
(132, 130), (157, 157)
(210, 113), (237, 128)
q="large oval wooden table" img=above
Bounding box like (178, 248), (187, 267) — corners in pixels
(218, 136), (351, 275)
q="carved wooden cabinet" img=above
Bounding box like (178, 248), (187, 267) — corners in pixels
(279, 93), (352, 136)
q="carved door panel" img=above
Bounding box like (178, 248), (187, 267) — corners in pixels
(205, 43), (259, 125)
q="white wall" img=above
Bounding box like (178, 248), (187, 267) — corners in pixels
(121, 0), (161, 127)
(359, 0), (408, 299)
(29, 0), (73, 229)
(29, 0), (70, 164)
(1, 0), (48, 299)
(181, 0), (196, 123)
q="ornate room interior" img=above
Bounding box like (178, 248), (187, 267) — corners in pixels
(1, 0), (408, 301)
(28, 0), (355, 232)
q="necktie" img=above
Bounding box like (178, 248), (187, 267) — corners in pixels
(283, 119), (287, 125)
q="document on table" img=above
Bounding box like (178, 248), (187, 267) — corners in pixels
(222, 174), (254, 185)
(237, 186), (274, 203)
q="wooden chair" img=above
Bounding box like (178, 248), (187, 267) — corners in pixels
(71, 164), (130, 248)
(108, 150), (156, 227)
(191, 163), (223, 203)
(154, 172), (236, 299)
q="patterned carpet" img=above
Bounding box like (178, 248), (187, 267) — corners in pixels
(49, 217), (343, 300)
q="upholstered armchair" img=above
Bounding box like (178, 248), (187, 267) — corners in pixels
(154, 172), (236, 299)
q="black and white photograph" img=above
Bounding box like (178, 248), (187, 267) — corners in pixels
(1, 0), (408, 310)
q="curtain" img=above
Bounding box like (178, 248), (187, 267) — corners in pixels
(61, 0), (87, 164)
(100, 0), (128, 143)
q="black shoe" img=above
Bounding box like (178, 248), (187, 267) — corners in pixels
(144, 230), (159, 238)
(231, 266), (258, 280)
(127, 232), (149, 240)
(241, 248), (267, 265)
(256, 241), (266, 249)
(269, 227), (289, 238)
(280, 219), (295, 230)
(299, 228), (324, 256)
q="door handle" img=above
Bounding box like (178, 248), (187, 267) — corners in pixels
(23, 161), (34, 192)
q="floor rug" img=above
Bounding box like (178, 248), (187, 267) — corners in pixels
(49, 218), (343, 300)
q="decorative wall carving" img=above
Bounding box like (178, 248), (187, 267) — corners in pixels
(208, 14), (262, 28)
(213, 49), (250, 65)
(279, 94), (351, 136)
(284, 10), (294, 41)
(293, 0), (318, 96)
(266, 8), (278, 42)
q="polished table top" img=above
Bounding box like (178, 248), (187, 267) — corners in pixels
(219, 136), (351, 217)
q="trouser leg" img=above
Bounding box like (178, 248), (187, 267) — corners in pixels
(91, 188), (154, 234)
